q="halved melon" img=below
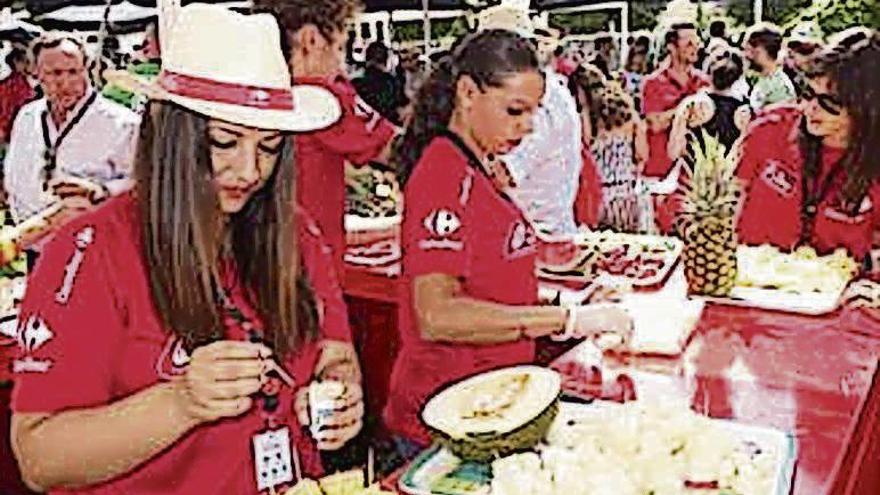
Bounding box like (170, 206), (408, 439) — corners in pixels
(421, 366), (561, 462)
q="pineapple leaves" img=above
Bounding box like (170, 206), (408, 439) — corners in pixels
(680, 131), (743, 222)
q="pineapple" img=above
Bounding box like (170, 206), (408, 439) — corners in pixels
(677, 132), (742, 297)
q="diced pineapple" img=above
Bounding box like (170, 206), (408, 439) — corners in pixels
(319, 470), (365, 495)
(284, 479), (322, 495)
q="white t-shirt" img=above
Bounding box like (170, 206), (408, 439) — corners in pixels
(4, 90), (140, 225)
(502, 69), (583, 236)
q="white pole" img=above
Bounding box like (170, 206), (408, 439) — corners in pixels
(620, 1), (629, 70)
(754, 0), (763, 23)
(422, 0), (431, 59)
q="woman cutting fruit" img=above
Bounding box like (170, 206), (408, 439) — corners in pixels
(735, 29), (880, 261)
(383, 29), (633, 452)
(10, 5), (363, 494)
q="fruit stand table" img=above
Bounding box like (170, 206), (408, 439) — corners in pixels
(343, 232), (880, 494)
(550, 303), (880, 494)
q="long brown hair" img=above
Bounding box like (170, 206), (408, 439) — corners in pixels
(393, 30), (540, 185)
(801, 30), (880, 212)
(134, 101), (318, 356)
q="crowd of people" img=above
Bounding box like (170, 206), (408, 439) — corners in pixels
(0, 0), (878, 493)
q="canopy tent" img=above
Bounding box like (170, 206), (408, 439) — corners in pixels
(0, 9), (43, 42)
(34, 2), (155, 32)
(25, 0), (251, 33)
(364, 0), (489, 12)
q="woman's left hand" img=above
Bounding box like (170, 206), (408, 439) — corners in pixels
(314, 340), (362, 384)
(294, 381), (364, 451)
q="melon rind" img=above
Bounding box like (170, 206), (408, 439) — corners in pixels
(428, 399), (560, 463)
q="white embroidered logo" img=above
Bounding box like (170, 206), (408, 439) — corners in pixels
(13, 315), (54, 373)
(419, 209), (464, 252)
(353, 95), (382, 133)
(424, 209), (461, 237)
(506, 221), (537, 259)
(760, 161), (796, 197)
(55, 226), (96, 305)
(156, 336), (190, 380)
(459, 174), (474, 205)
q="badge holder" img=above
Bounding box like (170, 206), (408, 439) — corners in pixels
(247, 329), (301, 494)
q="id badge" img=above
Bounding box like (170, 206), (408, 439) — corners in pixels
(252, 427), (295, 491)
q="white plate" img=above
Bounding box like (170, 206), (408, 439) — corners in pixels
(699, 285), (845, 316)
(344, 215), (401, 232)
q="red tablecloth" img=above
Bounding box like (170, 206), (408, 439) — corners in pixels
(341, 233), (880, 494)
(550, 304), (880, 495)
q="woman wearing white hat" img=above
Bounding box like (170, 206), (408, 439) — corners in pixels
(9, 4), (363, 494)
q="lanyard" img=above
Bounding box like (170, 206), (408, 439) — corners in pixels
(40, 92), (98, 191)
(216, 283), (285, 425)
(800, 153), (847, 244)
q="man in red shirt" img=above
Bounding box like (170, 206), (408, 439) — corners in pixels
(0, 46), (35, 146)
(642, 22), (709, 180)
(254, 0), (397, 273)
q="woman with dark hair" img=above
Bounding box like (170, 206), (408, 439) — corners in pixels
(622, 34), (652, 109)
(569, 63), (608, 228)
(384, 30), (632, 451)
(736, 29), (880, 260)
(9, 5), (362, 493)
(668, 48), (751, 162)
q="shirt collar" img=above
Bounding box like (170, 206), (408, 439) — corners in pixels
(45, 88), (96, 133)
(662, 66), (702, 91)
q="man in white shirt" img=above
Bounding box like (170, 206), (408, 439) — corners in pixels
(479, 7), (583, 237)
(744, 24), (797, 112)
(4, 35), (139, 247)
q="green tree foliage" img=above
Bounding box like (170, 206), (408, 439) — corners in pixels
(549, 11), (614, 34)
(720, 0), (878, 34)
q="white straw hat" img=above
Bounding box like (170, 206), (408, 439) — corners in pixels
(107, 3), (340, 132)
(477, 5), (535, 39)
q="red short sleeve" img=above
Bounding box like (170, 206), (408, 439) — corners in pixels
(403, 139), (472, 278)
(298, 211), (352, 343)
(737, 111), (796, 183)
(311, 77), (396, 165)
(12, 219), (124, 413)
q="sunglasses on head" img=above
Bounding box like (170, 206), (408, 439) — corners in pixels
(801, 86), (843, 115)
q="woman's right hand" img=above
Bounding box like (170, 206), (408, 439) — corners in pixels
(173, 341), (272, 424)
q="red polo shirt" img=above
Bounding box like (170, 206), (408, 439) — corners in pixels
(383, 133), (538, 445)
(641, 67), (709, 178)
(575, 147), (602, 228)
(12, 194), (352, 494)
(737, 108), (880, 259)
(0, 72), (35, 140)
(293, 76), (396, 271)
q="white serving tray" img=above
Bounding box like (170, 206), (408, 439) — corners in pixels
(344, 214), (401, 232)
(539, 232), (684, 289)
(399, 401), (796, 495)
(699, 285), (846, 316)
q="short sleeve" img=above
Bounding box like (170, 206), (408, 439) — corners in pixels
(11, 219), (123, 413)
(298, 213), (352, 343)
(104, 110), (140, 196)
(403, 141), (471, 279)
(312, 78), (396, 165)
(4, 107), (44, 224)
(870, 183), (880, 231)
(736, 120), (773, 184)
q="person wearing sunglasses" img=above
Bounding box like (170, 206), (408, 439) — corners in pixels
(735, 29), (880, 261)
